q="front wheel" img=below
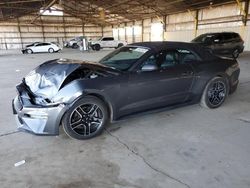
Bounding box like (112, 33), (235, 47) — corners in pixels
(94, 44), (101, 51)
(72, 43), (79, 49)
(62, 96), (108, 140)
(27, 49), (33, 54)
(200, 77), (228, 108)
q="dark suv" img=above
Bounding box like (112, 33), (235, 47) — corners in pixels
(191, 32), (244, 58)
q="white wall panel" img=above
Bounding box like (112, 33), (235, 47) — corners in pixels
(165, 30), (195, 42)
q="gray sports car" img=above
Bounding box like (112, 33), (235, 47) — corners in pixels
(12, 42), (240, 140)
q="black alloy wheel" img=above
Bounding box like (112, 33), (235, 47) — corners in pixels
(201, 77), (228, 108)
(62, 96), (108, 140)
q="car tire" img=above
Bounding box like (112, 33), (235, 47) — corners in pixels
(200, 77), (229, 109)
(95, 44), (101, 51)
(48, 48), (54, 53)
(118, 43), (123, 48)
(27, 49), (33, 54)
(232, 48), (240, 59)
(62, 96), (108, 140)
(91, 45), (96, 50)
(72, 43), (79, 49)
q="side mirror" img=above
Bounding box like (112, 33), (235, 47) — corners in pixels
(141, 64), (158, 72)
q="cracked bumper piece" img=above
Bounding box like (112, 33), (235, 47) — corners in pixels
(12, 96), (65, 135)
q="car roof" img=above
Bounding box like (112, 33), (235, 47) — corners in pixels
(200, 32), (239, 35)
(131, 41), (201, 51)
(129, 41), (214, 59)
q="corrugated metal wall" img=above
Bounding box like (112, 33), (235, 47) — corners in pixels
(0, 14), (103, 49)
(1, 2), (250, 50)
(111, 2), (250, 50)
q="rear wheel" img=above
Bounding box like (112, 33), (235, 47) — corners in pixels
(62, 96), (108, 140)
(117, 43), (123, 48)
(200, 77), (228, 108)
(232, 48), (240, 59)
(48, 48), (54, 53)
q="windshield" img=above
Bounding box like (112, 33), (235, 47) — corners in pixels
(99, 46), (149, 71)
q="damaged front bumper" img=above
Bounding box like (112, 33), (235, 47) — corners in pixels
(12, 84), (66, 135)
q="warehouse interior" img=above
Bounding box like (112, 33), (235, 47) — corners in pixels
(0, 0), (250, 188)
(1, 0), (250, 49)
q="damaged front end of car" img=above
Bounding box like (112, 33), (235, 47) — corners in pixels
(12, 58), (116, 135)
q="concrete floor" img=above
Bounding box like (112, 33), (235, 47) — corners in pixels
(0, 48), (250, 188)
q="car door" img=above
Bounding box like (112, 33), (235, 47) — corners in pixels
(100, 37), (108, 47)
(212, 34), (227, 55)
(220, 33), (233, 54)
(41, 43), (50, 52)
(31, 43), (42, 52)
(121, 49), (195, 115)
(106, 37), (115, 47)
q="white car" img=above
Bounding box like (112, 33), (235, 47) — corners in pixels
(90, 37), (127, 51)
(22, 42), (62, 54)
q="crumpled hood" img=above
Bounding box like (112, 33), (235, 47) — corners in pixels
(24, 58), (105, 99)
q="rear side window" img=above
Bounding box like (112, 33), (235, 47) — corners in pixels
(214, 34), (223, 42)
(35, 43), (43, 46)
(232, 33), (240, 39)
(223, 33), (233, 41)
(161, 51), (179, 68)
(102, 37), (114, 41)
(192, 34), (214, 43)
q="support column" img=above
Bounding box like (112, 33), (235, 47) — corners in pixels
(163, 15), (167, 41)
(141, 19), (144, 42)
(17, 17), (23, 49)
(62, 15), (66, 41)
(125, 23), (127, 42)
(81, 20), (85, 36)
(150, 17), (153, 41)
(118, 25), (120, 40)
(101, 26), (104, 37)
(132, 21), (135, 43)
(194, 10), (199, 37)
(243, 0), (249, 26)
(40, 17), (45, 42)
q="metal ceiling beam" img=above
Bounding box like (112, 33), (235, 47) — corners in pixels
(0, 6), (40, 10)
(134, 0), (165, 16)
(0, 0), (45, 5)
(30, 0), (57, 23)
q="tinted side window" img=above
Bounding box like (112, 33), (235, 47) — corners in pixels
(35, 43), (44, 46)
(161, 51), (179, 68)
(214, 34), (223, 42)
(102, 37), (114, 41)
(223, 33), (233, 41)
(142, 55), (157, 67)
(177, 49), (198, 64)
(232, 33), (240, 39)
